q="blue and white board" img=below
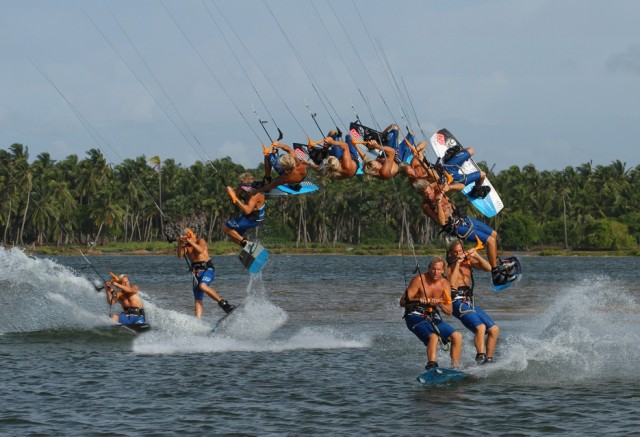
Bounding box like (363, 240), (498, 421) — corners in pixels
(239, 241), (269, 274)
(429, 129), (503, 218)
(492, 256), (523, 292)
(416, 367), (469, 386)
(265, 181), (319, 196)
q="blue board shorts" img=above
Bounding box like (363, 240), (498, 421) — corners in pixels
(404, 312), (456, 345)
(455, 216), (494, 244)
(452, 301), (496, 332)
(117, 313), (145, 325)
(384, 129), (415, 163)
(443, 149), (481, 185)
(193, 268), (215, 301)
(225, 215), (261, 236)
(267, 153), (284, 175)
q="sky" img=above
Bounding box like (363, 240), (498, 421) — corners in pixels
(1, 0), (639, 173)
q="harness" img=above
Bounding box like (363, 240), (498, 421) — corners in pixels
(123, 307), (144, 316)
(403, 293), (450, 351)
(451, 285), (475, 316)
(190, 259), (214, 274)
(404, 303), (440, 320)
(441, 208), (473, 240)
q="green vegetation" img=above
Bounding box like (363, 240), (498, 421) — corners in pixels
(1, 144), (639, 255)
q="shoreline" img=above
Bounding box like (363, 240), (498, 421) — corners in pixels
(3, 243), (638, 257)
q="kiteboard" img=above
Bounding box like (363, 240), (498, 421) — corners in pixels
(239, 241), (269, 274)
(492, 256), (523, 292)
(211, 304), (241, 332)
(118, 322), (151, 334)
(102, 322), (150, 335)
(416, 367), (469, 386)
(265, 181), (319, 197)
(429, 128), (504, 218)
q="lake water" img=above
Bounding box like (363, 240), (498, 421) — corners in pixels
(1, 247), (639, 435)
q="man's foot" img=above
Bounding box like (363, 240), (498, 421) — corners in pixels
(469, 185), (491, 199)
(218, 299), (236, 314)
(475, 353), (487, 364)
(482, 357), (494, 365)
(495, 260), (519, 282)
(425, 361), (439, 371)
(240, 239), (249, 247)
(491, 268), (508, 286)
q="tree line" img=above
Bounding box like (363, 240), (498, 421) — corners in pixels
(1, 143), (639, 251)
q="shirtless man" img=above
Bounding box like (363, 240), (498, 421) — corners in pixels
(400, 256), (462, 370)
(318, 131), (360, 180)
(414, 180), (509, 286)
(362, 140), (399, 180)
(105, 273), (146, 325)
(253, 140), (308, 193)
(446, 240), (499, 364)
(222, 173), (266, 247)
(177, 228), (235, 319)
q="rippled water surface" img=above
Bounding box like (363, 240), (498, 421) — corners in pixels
(1, 248), (639, 435)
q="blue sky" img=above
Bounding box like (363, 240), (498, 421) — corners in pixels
(1, 0), (639, 172)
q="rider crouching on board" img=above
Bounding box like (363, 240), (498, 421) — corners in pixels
(177, 228), (235, 319)
(105, 273), (145, 325)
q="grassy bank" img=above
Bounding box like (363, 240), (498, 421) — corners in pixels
(6, 242), (640, 257)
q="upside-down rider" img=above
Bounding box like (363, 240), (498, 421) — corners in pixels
(104, 273), (146, 325)
(361, 124), (417, 180)
(317, 129), (361, 180)
(440, 143), (491, 199)
(222, 172), (266, 247)
(252, 140), (308, 194)
(414, 179), (516, 286)
(177, 228), (236, 319)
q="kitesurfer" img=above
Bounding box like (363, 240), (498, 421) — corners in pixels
(400, 256), (462, 370)
(446, 240), (499, 364)
(253, 140), (308, 193)
(361, 124), (417, 179)
(414, 180), (511, 286)
(318, 129), (361, 180)
(177, 228), (236, 319)
(222, 173), (266, 247)
(441, 145), (491, 199)
(104, 273), (146, 325)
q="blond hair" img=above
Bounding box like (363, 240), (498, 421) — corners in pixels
(319, 156), (342, 179)
(363, 159), (381, 177)
(428, 256), (445, 270)
(447, 239), (463, 254)
(412, 179), (431, 193)
(239, 172), (255, 184)
(279, 154), (297, 174)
